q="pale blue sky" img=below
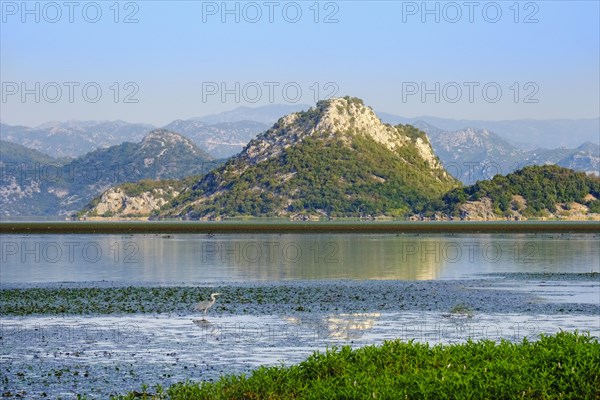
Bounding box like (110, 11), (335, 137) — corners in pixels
(1, 1), (599, 126)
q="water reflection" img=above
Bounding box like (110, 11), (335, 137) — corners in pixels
(284, 313), (381, 340)
(1, 233), (598, 284)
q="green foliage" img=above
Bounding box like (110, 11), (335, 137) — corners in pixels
(449, 303), (474, 317)
(1, 132), (218, 216)
(114, 331), (600, 399)
(442, 165), (600, 217)
(175, 131), (458, 218)
(0, 140), (69, 165)
(396, 124), (427, 141)
(587, 200), (600, 213)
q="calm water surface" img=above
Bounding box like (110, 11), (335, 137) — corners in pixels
(1, 233), (598, 284)
(2, 232), (599, 398)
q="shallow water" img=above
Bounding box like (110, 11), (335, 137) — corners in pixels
(2, 310), (598, 398)
(1, 233), (598, 283)
(1, 232), (599, 397)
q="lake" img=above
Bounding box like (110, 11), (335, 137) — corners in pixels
(1, 232), (599, 284)
(1, 231), (599, 398)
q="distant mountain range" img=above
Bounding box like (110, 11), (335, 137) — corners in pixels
(0, 120), (153, 159)
(416, 123), (599, 183)
(2, 103), (599, 216)
(1, 119), (269, 160)
(162, 120), (269, 159)
(0, 130), (215, 216)
(3, 104), (598, 163)
(378, 114), (600, 150)
(79, 98), (600, 221)
(193, 104), (311, 125)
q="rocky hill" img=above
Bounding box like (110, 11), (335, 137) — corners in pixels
(439, 165), (600, 220)
(156, 97), (459, 219)
(78, 177), (198, 219)
(0, 141), (68, 216)
(0, 130), (214, 216)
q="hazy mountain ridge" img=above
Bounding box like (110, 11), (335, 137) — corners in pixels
(4, 104), (598, 169)
(195, 104), (311, 125)
(522, 143), (600, 176)
(0, 130), (214, 216)
(378, 114), (600, 149)
(417, 124), (600, 183)
(162, 120), (270, 158)
(1, 121), (154, 158)
(1, 118), (270, 160)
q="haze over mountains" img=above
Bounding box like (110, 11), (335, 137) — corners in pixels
(3, 103), (597, 159)
(379, 114), (600, 150)
(1, 101), (599, 216)
(162, 120), (269, 159)
(0, 121), (154, 159)
(0, 130), (215, 216)
(195, 104), (310, 125)
(0, 120), (269, 160)
(416, 122), (599, 183)
(0, 104), (306, 159)
(76, 98), (599, 221)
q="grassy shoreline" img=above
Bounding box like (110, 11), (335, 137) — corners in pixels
(1, 221), (600, 234)
(111, 331), (599, 399)
(3, 279), (598, 398)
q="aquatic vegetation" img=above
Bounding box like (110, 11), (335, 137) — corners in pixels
(113, 331), (600, 399)
(2, 278), (599, 316)
(449, 303), (474, 318)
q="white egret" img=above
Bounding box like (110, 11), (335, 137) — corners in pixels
(195, 292), (222, 320)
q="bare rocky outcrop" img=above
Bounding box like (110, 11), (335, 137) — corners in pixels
(242, 97), (444, 171)
(82, 184), (181, 218)
(458, 197), (497, 220)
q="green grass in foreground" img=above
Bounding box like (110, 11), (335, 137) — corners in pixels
(113, 331), (600, 399)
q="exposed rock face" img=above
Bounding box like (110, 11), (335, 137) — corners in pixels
(158, 97), (458, 219)
(455, 196), (599, 221)
(91, 186), (179, 217)
(458, 197), (497, 220)
(242, 98), (444, 171)
(553, 202), (597, 220)
(455, 195), (530, 221)
(0, 130), (213, 216)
